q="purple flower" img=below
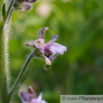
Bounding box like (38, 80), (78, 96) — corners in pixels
(14, 0), (37, 11)
(19, 0), (37, 3)
(20, 86), (47, 103)
(26, 27), (67, 68)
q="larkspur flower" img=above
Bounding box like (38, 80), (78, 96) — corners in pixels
(14, 0), (37, 11)
(26, 27), (67, 68)
(20, 86), (47, 103)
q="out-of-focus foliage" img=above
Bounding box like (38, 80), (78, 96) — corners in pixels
(9, 0), (103, 102)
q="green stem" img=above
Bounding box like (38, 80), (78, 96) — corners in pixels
(0, 0), (14, 102)
(0, 24), (10, 103)
(9, 52), (35, 98)
(0, 0), (10, 102)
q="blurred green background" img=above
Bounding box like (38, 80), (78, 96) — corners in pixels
(9, 0), (103, 102)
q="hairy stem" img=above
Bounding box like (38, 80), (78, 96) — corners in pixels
(0, 0), (14, 102)
(0, 0), (9, 102)
(9, 52), (35, 98)
(0, 21), (10, 103)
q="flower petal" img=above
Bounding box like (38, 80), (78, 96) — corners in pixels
(39, 100), (47, 103)
(49, 43), (67, 55)
(34, 39), (44, 51)
(20, 91), (29, 103)
(44, 35), (58, 48)
(49, 53), (58, 60)
(31, 98), (37, 103)
(37, 93), (42, 102)
(25, 41), (35, 47)
(39, 27), (49, 39)
(44, 56), (51, 69)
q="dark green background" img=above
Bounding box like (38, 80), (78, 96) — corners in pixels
(10, 0), (103, 102)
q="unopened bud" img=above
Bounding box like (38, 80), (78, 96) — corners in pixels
(22, 2), (32, 11)
(28, 86), (36, 99)
(21, 91), (29, 101)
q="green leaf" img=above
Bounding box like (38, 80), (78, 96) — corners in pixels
(10, 70), (31, 99)
(20, 69), (32, 84)
(2, 3), (6, 22)
(10, 83), (21, 99)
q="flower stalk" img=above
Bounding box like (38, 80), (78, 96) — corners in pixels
(9, 52), (35, 98)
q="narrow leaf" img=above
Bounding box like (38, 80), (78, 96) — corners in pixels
(10, 70), (31, 99)
(2, 3), (6, 22)
(21, 69), (32, 84)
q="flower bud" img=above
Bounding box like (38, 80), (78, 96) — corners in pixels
(21, 2), (32, 11)
(28, 86), (36, 100)
(14, 0), (37, 11)
(20, 87), (47, 103)
(21, 91), (29, 102)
